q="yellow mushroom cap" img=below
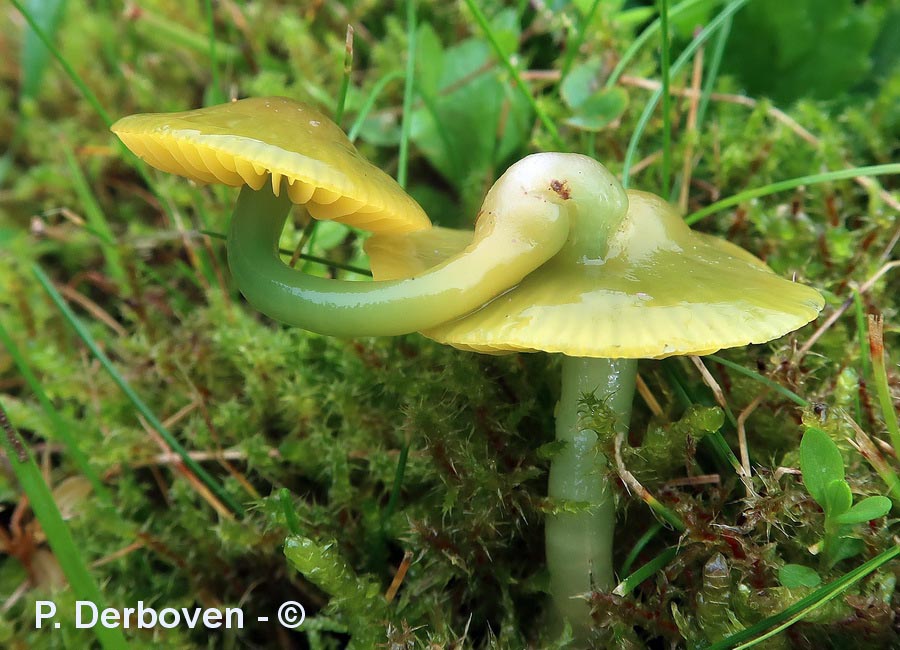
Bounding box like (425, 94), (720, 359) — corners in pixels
(366, 189), (824, 358)
(111, 97), (430, 233)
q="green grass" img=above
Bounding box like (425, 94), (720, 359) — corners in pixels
(706, 543), (900, 649)
(2, 0), (899, 648)
(622, 0), (750, 187)
(397, 0), (418, 189)
(32, 263), (244, 517)
(657, 0), (672, 193)
(687, 164), (900, 224)
(0, 401), (128, 650)
(0, 318), (109, 501)
(463, 0), (567, 151)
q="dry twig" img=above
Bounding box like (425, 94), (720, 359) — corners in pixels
(635, 373), (663, 417)
(689, 355), (727, 410)
(678, 41), (704, 212)
(736, 391), (770, 496)
(138, 415), (235, 520)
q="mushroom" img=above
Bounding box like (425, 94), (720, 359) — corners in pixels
(111, 97), (574, 336)
(113, 99), (824, 637)
(365, 152), (824, 634)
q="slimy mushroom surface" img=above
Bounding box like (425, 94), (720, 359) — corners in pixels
(113, 97), (430, 232)
(368, 175), (824, 357)
(111, 99), (578, 336)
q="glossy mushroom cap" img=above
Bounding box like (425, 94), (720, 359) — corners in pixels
(111, 97), (429, 233)
(366, 155), (824, 358)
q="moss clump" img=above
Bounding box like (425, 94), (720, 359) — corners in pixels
(2, 1), (899, 647)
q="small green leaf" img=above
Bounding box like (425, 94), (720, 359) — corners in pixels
(827, 536), (865, 567)
(415, 23), (444, 97)
(560, 58), (603, 109)
(800, 427), (845, 505)
(824, 479), (853, 517)
(410, 32), (531, 206)
(834, 496), (892, 525)
(778, 564), (822, 589)
(565, 88), (629, 132)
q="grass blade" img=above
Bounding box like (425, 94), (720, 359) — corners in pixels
(463, 0), (567, 151)
(695, 12), (732, 130)
(704, 544), (900, 649)
(560, 0), (601, 79)
(200, 229), (372, 277)
(622, 0), (749, 188)
(0, 401), (129, 650)
(664, 361), (744, 475)
(397, 0), (418, 188)
(347, 70), (404, 142)
(5, 0), (66, 185)
(620, 521), (664, 576)
(383, 439), (410, 524)
(12, 0), (112, 125)
(334, 25), (354, 125)
(32, 263), (245, 517)
(279, 488), (303, 536)
(605, 0), (721, 91)
(658, 0), (672, 194)
(686, 164), (900, 224)
(706, 354), (809, 407)
(129, 8), (244, 66)
(613, 546), (678, 596)
(19, 0), (67, 102)
(203, 0), (224, 104)
(62, 142), (125, 286)
(853, 291), (871, 426)
(286, 25), (356, 272)
(0, 317), (110, 501)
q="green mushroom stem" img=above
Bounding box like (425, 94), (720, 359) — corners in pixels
(367, 153), (637, 637)
(225, 181), (572, 337)
(545, 356), (637, 632)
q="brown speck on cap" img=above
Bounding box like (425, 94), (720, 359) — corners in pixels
(550, 179), (571, 200)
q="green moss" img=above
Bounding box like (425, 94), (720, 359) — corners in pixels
(2, 0), (899, 647)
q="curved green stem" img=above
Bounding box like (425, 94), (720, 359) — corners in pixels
(226, 182), (571, 337)
(545, 356), (637, 636)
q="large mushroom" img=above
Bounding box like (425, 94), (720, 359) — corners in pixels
(366, 152), (824, 634)
(113, 100), (824, 639)
(111, 97), (571, 336)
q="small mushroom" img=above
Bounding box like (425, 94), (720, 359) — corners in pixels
(111, 97), (574, 336)
(366, 152), (824, 633)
